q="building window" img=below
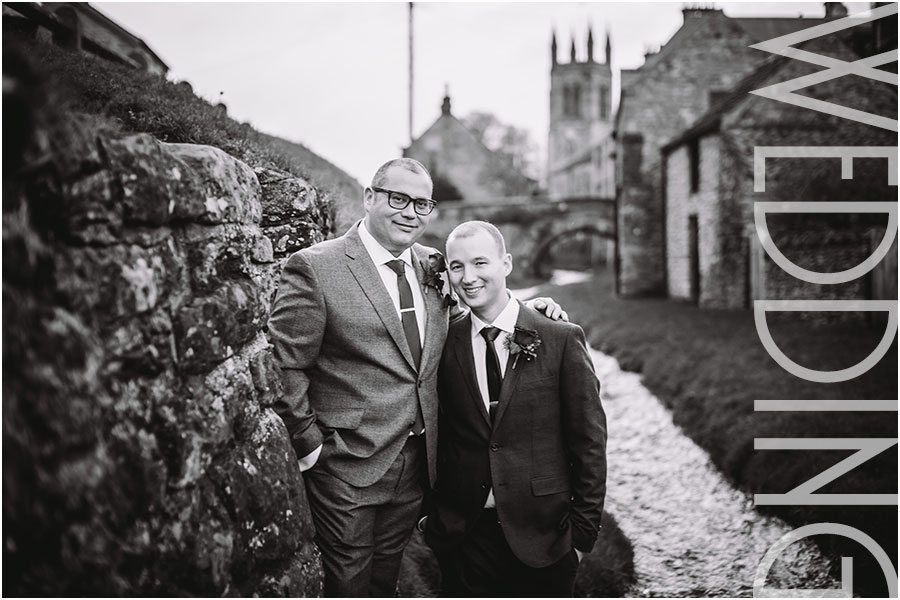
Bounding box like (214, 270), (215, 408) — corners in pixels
(599, 86), (609, 119)
(688, 138), (700, 193)
(564, 84), (582, 118)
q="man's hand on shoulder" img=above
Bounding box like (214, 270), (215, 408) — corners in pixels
(527, 297), (569, 322)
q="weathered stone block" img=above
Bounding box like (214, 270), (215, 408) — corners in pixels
(167, 142), (262, 225)
(173, 278), (266, 373)
(56, 242), (180, 326)
(254, 541), (323, 598)
(62, 168), (123, 245)
(255, 166), (318, 226)
(263, 221), (326, 257)
(207, 417), (309, 567)
(103, 307), (177, 377)
(248, 347), (284, 408)
(101, 134), (191, 226)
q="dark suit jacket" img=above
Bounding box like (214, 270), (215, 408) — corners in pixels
(426, 301), (607, 568)
(267, 223), (450, 487)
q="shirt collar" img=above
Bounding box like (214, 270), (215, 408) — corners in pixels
(358, 218), (414, 269)
(470, 293), (519, 339)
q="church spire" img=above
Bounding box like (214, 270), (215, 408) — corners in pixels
(605, 29), (612, 65)
(587, 24), (594, 62)
(441, 84), (451, 116)
(570, 34), (576, 63)
(551, 29), (557, 65)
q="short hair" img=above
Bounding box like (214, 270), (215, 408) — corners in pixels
(447, 220), (507, 256)
(371, 158), (432, 189)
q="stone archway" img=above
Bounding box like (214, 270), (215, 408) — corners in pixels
(531, 225), (614, 278)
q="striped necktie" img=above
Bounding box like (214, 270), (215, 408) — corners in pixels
(386, 259), (425, 435)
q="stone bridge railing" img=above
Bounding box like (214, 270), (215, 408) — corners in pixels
(423, 195), (616, 275)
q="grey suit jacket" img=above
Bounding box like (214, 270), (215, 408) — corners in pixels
(267, 223), (450, 487)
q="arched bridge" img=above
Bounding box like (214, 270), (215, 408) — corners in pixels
(422, 196), (616, 277)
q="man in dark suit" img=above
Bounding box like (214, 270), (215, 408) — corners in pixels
(268, 160), (566, 597)
(424, 220), (607, 597)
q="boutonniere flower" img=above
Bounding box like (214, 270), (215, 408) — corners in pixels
(422, 251), (457, 309)
(504, 326), (541, 369)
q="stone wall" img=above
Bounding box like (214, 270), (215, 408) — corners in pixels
(616, 8), (769, 297)
(3, 90), (330, 593)
(663, 29), (897, 311)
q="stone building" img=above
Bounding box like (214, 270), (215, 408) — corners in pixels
(404, 92), (537, 203)
(661, 27), (897, 310)
(614, 6), (839, 296)
(3, 2), (167, 75)
(547, 27), (615, 200)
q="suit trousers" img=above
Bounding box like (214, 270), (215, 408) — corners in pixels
(303, 434), (426, 597)
(437, 508), (579, 598)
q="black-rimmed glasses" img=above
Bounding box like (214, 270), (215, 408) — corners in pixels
(371, 186), (437, 216)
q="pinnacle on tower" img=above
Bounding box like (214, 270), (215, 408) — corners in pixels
(605, 29), (612, 65)
(587, 25), (594, 62)
(551, 29), (558, 65)
(570, 35), (576, 62)
(441, 84), (451, 115)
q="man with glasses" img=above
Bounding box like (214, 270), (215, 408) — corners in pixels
(268, 158), (564, 596)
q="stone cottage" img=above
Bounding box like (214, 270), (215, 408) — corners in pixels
(403, 92), (537, 203)
(614, 6), (846, 296)
(661, 20), (897, 309)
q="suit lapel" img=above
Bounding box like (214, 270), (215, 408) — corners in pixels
(344, 225), (417, 370)
(492, 301), (537, 429)
(413, 247), (442, 373)
(453, 315), (491, 427)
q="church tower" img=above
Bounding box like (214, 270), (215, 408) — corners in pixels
(548, 26), (614, 199)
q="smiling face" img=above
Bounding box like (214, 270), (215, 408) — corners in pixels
(446, 225), (512, 324)
(363, 165), (434, 256)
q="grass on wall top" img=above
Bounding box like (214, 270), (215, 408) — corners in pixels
(7, 33), (360, 209)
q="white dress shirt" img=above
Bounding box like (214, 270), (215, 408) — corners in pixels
(357, 218), (427, 346)
(297, 220), (428, 472)
(468, 294), (519, 508)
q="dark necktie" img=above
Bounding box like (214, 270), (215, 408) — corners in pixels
(480, 326), (502, 422)
(386, 259), (425, 434)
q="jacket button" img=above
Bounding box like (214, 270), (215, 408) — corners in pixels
(481, 483), (487, 489)
(417, 380), (422, 388)
(490, 443), (500, 451)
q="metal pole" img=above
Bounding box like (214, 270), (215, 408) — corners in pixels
(409, 2), (414, 145)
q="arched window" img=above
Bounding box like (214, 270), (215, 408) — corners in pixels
(571, 84), (582, 118)
(599, 86), (609, 119)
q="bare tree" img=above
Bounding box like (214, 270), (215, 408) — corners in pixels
(462, 111), (538, 180)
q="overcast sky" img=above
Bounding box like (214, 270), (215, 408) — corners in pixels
(96, 2), (868, 185)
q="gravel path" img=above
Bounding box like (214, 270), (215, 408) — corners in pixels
(590, 348), (840, 598)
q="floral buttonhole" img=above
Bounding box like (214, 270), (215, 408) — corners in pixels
(504, 326), (541, 369)
(422, 251), (457, 309)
